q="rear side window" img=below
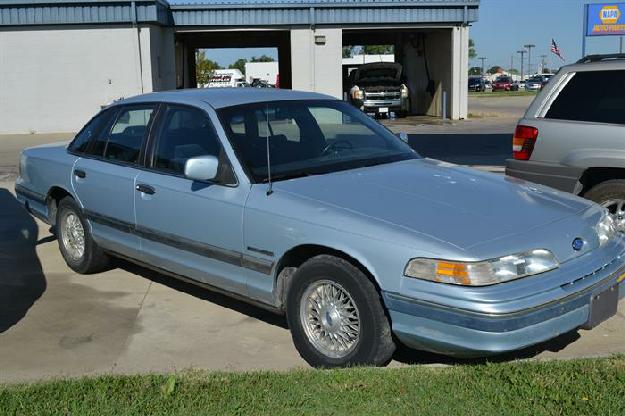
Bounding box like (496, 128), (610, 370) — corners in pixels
(68, 109), (113, 154)
(90, 106), (156, 164)
(546, 70), (625, 125)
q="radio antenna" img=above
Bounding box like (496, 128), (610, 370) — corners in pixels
(265, 105), (273, 196)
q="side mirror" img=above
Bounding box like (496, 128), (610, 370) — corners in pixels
(398, 132), (409, 143)
(184, 155), (219, 182)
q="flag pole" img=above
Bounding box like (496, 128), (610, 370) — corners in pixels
(582, 3), (588, 58)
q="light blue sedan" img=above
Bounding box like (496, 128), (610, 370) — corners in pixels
(15, 89), (625, 367)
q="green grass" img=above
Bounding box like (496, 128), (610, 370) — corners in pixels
(2, 357), (625, 415)
(470, 90), (538, 98)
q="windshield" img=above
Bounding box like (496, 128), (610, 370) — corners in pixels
(218, 100), (417, 183)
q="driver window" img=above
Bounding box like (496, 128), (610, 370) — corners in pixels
(153, 106), (222, 175)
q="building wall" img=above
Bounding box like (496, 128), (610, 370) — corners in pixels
(290, 28), (342, 99)
(0, 25), (163, 134)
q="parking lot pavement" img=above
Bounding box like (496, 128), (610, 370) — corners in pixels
(2, 178), (625, 383)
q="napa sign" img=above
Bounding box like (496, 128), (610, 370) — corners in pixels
(587, 3), (625, 36)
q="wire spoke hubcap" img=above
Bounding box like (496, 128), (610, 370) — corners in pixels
(300, 280), (360, 359)
(61, 212), (85, 261)
(601, 199), (625, 232)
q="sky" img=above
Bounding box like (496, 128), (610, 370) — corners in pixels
(471, 0), (624, 72)
(170, 0), (625, 69)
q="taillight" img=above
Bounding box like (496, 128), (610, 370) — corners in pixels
(512, 125), (538, 160)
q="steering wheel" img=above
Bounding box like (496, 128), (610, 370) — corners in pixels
(322, 140), (353, 156)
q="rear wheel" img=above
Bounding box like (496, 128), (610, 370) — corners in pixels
(57, 197), (110, 274)
(585, 180), (625, 232)
(286, 255), (395, 368)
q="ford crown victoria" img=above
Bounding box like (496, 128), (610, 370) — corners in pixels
(15, 89), (625, 367)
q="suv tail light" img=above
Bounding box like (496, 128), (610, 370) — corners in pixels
(512, 125), (538, 160)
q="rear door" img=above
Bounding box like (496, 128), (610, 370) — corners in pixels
(72, 104), (157, 257)
(133, 104), (250, 294)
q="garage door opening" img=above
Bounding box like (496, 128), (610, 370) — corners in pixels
(175, 31), (292, 90)
(343, 29), (458, 118)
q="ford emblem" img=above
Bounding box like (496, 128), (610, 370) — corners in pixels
(572, 238), (585, 251)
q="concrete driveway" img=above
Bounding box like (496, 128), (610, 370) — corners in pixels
(2, 95), (625, 383)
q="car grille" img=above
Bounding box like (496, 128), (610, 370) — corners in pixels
(364, 91), (401, 99)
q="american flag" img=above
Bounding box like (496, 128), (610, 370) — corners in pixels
(551, 39), (565, 61)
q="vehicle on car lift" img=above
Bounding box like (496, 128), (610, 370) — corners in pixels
(348, 62), (410, 117)
(16, 88), (625, 368)
(506, 54), (625, 229)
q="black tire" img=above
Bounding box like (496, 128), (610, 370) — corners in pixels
(56, 197), (110, 274)
(584, 180), (625, 209)
(286, 255), (395, 368)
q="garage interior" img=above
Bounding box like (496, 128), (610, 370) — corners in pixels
(343, 29), (462, 117)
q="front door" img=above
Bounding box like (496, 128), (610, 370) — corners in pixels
(134, 104), (249, 294)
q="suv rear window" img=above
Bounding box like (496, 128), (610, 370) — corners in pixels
(546, 70), (625, 125)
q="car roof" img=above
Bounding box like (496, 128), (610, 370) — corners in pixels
(115, 88), (336, 109)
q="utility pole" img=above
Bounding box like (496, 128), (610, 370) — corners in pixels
(517, 50), (526, 81)
(540, 54), (547, 74)
(524, 44), (536, 76)
(478, 57), (487, 76)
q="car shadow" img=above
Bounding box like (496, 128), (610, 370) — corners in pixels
(115, 258), (289, 329)
(408, 133), (513, 166)
(392, 330), (581, 366)
(0, 188), (47, 333)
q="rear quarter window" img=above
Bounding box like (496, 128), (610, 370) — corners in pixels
(546, 70), (625, 125)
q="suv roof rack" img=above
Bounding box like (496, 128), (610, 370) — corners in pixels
(576, 54), (625, 64)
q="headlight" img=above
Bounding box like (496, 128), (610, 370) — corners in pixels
(595, 211), (617, 246)
(351, 86), (364, 101)
(404, 249), (559, 286)
(400, 84), (409, 98)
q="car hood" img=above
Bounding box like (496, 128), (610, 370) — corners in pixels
(273, 158), (593, 251)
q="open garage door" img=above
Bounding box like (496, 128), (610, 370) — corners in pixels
(343, 28), (468, 119)
(174, 30), (292, 90)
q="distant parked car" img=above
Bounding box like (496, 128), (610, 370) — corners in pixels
(506, 54), (625, 227)
(525, 76), (545, 91)
(16, 88), (625, 368)
(540, 74), (555, 89)
(484, 79), (492, 90)
(492, 76), (518, 92)
(468, 77), (486, 92)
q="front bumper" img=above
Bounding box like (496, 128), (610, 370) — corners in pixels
(505, 159), (584, 194)
(383, 246), (625, 357)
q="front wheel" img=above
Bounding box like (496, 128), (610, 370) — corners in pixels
(57, 197), (110, 274)
(286, 255), (395, 368)
(585, 180), (625, 232)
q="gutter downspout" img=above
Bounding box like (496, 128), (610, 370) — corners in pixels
(132, 1), (145, 94)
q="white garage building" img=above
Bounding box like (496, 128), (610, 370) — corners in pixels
(0, 0), (479, 134)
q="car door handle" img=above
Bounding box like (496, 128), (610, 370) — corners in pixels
(74, 169), (86, 179)
(136, 184), (156, 195)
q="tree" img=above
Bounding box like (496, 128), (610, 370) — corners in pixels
(250, 55), (275, 63)
(487, 65), (503, 75)
(468, 66), (482, 76)
(342, 46), (355, 58)
(362, 45), (394, 55)
(229, 58), (248, 74)
(468, 39), (477, 60)
(195, 50), (222, 85)
(508, 68), (520, 75)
